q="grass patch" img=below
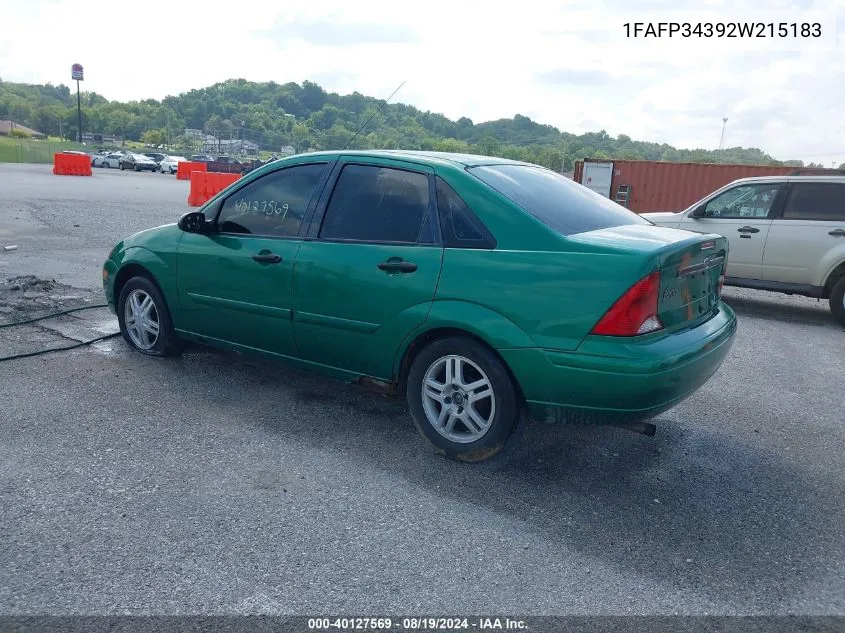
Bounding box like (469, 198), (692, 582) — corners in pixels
(0, 136), (102, 164)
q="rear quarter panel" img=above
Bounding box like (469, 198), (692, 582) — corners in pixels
(433, 248), (655, 352)
(819, 248), (845, 288)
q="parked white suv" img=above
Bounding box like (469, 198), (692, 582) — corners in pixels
(642, 176), (845, 326)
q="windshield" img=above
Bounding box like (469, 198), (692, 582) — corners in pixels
(468, 164), (650, 236)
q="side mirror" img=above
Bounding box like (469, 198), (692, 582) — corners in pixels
(178, 211), (211, 234)
(690, 204), (707, 218)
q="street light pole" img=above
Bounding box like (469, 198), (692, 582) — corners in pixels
(718, 117), (728, 151)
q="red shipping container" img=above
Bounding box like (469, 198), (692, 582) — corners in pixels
(572, 159), (820, 214)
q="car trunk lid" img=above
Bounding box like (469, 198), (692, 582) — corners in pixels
(568, 224), (728, 332)
(657, 235), (726, 329)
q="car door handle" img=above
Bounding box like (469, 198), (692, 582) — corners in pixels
(252, 253), (282, 264)
(737, 226), (760, 234)
(829, 229), (845, 237)
(377, 260), (418, 273)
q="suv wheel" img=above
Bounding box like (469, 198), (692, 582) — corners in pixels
(829, 276), (845, 327)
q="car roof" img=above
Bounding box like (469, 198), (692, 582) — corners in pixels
(729, 175), (845, 184)
(288, 149), (535, 168)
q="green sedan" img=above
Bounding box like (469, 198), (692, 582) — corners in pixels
(102, 150), (737, 462)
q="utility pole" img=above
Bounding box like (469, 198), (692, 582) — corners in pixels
(285, 113), (296, 153)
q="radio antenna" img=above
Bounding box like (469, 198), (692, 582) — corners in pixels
(344, 80), (406, 150)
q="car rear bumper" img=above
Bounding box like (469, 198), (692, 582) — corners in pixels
(500, 303), (737, 424)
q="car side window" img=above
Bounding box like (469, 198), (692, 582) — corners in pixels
(215, 163), (327, 237)
(781, 183), (845, 221)
(435, 177), (495, 249)
(319, 164), (431, 243)
(702, 184), (783, 219)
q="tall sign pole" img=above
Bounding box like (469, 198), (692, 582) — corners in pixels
(71, 63), (84, 143)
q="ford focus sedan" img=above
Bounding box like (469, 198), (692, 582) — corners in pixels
(102, 150), (736, 462)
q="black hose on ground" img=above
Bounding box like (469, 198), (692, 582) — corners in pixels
(0, 303), (119, 362)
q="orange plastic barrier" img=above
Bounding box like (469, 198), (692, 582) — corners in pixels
(177, 161), (207, 180)
(188, 171), (241, 207)
(52, 153), (92, 176)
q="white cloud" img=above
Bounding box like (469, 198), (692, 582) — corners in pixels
(0, 0), (843, 165)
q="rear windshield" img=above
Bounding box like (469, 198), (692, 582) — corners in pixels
(468, 164), (650, 236)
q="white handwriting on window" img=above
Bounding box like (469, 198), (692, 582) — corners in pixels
(233, 199), (290, 218)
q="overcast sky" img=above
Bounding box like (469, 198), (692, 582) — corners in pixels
(1, 0), (843, 165)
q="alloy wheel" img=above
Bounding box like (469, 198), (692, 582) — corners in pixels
(421, 355), (496, 444)
(123, 289), (160, 350)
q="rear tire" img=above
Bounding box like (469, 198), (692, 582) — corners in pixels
(829, 276), (845, 327)
(406, 336), (520, 462)
(117, 275), (184, 357)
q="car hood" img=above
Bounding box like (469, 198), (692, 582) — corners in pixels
(110, 223), (180, 258)
(640, 211), (685, 223)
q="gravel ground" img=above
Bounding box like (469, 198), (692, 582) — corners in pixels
(0, 164), (843, 616)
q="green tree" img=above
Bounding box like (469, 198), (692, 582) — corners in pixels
(0, 77), (798, 166)
(141, 129), (165, 145)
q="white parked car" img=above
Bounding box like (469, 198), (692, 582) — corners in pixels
(642, 176), (845, 326)
(98, 152), (124, 169)
(159, 155), (187, 174)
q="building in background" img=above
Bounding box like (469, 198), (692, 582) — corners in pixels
(81, 132), (123, 146)
(0, 120), (46, 139)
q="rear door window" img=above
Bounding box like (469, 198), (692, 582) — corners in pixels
(468, 164), (649, 236)
(319, 164), (433, 243)
(781, 182), (845, 221)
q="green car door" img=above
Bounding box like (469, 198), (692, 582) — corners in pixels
(176, 161), (332, 356)
(292, 157), (444, 379)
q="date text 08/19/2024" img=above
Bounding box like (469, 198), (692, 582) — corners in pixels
(307, 618), (528, 630)
(623, 22), (822, 38)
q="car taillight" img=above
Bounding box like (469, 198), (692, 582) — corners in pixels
(590, 270), (664, 337)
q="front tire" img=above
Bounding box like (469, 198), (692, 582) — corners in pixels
(117, 275), (183, 357)
(829, 276), (845, 327)
(406, 336), (520, 462)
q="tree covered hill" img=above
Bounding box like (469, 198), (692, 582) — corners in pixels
(0, 77), (813, 171)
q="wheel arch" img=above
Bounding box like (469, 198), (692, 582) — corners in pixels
(113, 262), (165, 306)
(823, 260), (845, 297)
(395, 326), (527, 412)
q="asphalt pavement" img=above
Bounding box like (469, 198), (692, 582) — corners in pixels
(0, 164), (843, 615)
